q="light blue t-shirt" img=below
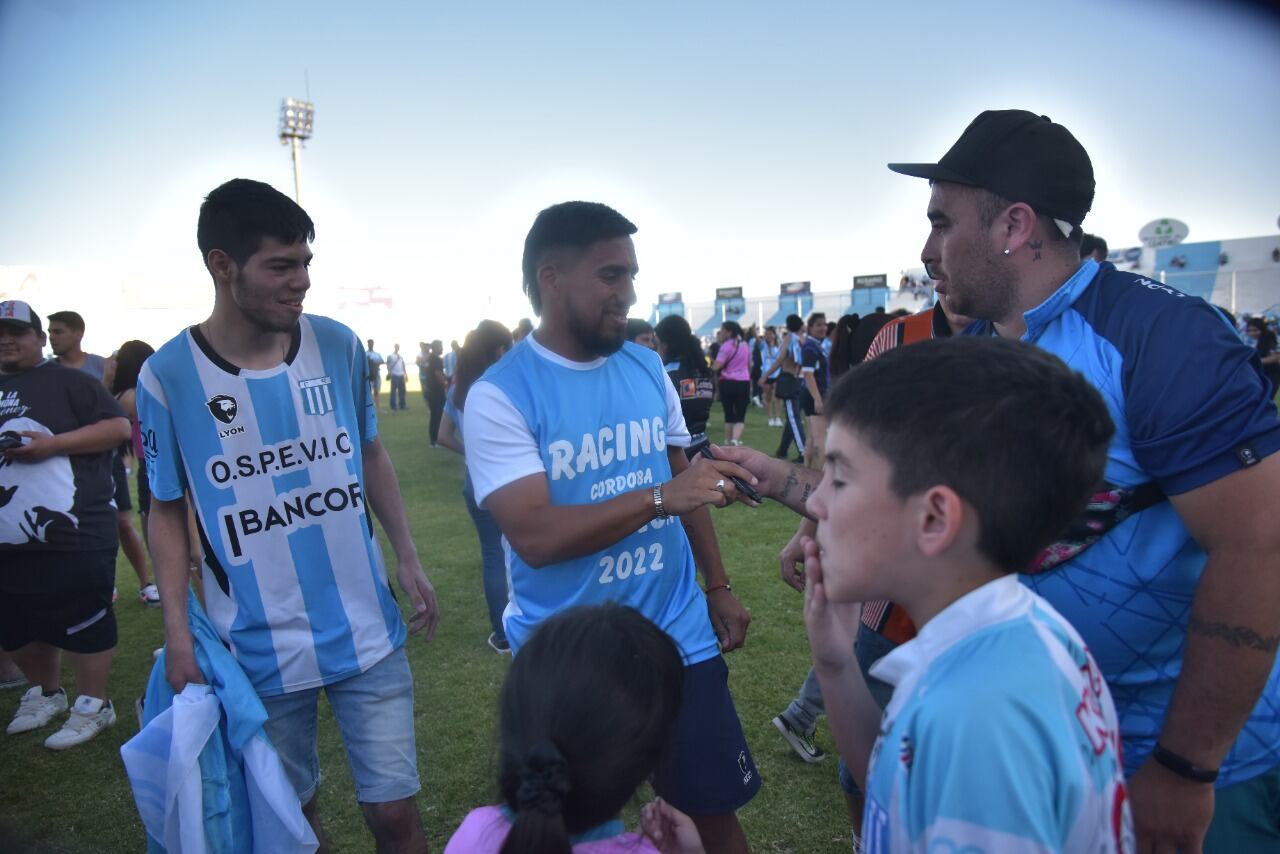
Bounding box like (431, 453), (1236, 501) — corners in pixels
(137, 316), (405, 697)
(761, 343), (781, 379)
(863, 576), (1133, 853)
(463, 337), (718, 664)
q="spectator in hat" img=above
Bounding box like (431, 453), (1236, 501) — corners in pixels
(1, 299), (130, 749)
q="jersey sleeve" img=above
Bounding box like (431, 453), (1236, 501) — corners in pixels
(136, 362), (187, 501)
(463, 380), (547, 507)
(664, 373), (692, 448)
(1118, 296), (1280, 494)
(352, 335), (378, 444)
(801, 342), (818, 373)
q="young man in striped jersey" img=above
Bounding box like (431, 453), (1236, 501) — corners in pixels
(139, 179), (438, 853)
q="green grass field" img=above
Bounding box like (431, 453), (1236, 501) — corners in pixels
(0, 401), (854, 853)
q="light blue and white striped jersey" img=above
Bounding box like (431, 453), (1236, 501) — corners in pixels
(137, 317), (405, 697)
(862, 576), (1133, 854)
(761, 343), (781, 379)
(463, 337), (719, 664)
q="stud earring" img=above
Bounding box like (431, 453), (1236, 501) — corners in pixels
(1002, 248), (1012, 256)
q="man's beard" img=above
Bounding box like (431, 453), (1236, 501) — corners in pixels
(946, 249), (1018, 325)
(233, 274), (301, 335)
(568, 310), (626, 357)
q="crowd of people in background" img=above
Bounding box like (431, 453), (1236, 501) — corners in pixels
(4, 107), (1280, 854)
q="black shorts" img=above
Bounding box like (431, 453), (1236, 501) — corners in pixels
(719, 379), (750, 424)
(136, 464), (151, 515)
(651, 656), (761, 814)
(0, 548), (119, 654)
(800, 387), (823, 417)
(112, 452), (132, 512)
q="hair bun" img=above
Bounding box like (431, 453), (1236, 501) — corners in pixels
(516, 741), (570, 815)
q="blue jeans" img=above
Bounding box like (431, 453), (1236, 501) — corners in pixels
(388, 375), (406, 410)
(464, 475), (508, 641)
(259, 646), (420, 804)
(782, 666), (825, 734)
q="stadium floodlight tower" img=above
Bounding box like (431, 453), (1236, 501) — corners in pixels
(278, 97), (315, 204)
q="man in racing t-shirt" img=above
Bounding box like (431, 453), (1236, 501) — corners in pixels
(463, 201), (761, 854)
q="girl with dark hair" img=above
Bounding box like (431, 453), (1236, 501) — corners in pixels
(437, 320), (515, 653)
(1245, 316), (1280, 395)
(710, 321), (749, 447)
(106, 340), (162, 606)
(444, 603), (704, 854)
(112, 340), (204, 607)
(826, 313), (861, 381)
(654, 315), (714, 459)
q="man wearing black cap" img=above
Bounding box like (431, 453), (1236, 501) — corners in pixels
(0, 299), (131, 750)
(882, 110), (1280, 851)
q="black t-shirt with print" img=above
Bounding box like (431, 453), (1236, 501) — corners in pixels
(0, 360), (124, 553)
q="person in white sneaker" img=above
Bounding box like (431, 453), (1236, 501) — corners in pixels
(1, 300), (130, 749)
(139, 180), (439, 852)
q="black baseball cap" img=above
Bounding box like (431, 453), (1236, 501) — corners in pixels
(888, 109), (1095, 226)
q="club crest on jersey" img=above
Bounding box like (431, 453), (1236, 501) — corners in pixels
(207, 394), (238, 425)
(298, 376), (335, 417)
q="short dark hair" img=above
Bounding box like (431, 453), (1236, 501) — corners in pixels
(826, 337), (1113, 571)
(46, 311), (85, 333)
(521, 202), (637, 317)
(497, 604), (682, 853)
(972, 186), (1084, 251)
(625, 318), (654, 342)
(197, 179), (315, 269)
(1080, 233), (1109, 260)
(784, 314), (804, 333)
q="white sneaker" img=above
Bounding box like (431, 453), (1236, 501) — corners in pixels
(139, 584), (161, 607)
(44, 696), (116, 750)
(7, 686), (68, 734)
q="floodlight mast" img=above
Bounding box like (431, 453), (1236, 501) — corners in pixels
(278, 97), (315, 204)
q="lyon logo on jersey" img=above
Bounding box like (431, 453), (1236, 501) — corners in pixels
(299, 376), (335, 416)
(206, 394), (238, 424)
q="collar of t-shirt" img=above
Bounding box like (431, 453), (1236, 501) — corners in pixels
(868, 574), (1028, 713)
(526, 332), (607, 371)
(1019, 258), (1100, 342)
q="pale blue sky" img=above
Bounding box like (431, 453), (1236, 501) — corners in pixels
(2, 0), (1278, 348)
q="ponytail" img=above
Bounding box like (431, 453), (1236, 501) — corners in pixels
(499, 741), (572, 854)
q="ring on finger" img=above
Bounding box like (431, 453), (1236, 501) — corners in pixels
(715, 478), (726, 492)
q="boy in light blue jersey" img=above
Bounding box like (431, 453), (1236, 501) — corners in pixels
(464, 201), (762, 854)
(745, 337), (1132, 852)
(139, 179), (438, 853)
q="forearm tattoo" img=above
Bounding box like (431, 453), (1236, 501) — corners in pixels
(779, 465), (814, 505)
(1188, 617), (1280, 653)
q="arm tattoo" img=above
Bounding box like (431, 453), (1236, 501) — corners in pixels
(1188, 617), (1280, 653)
(779, 465), (815, 503)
